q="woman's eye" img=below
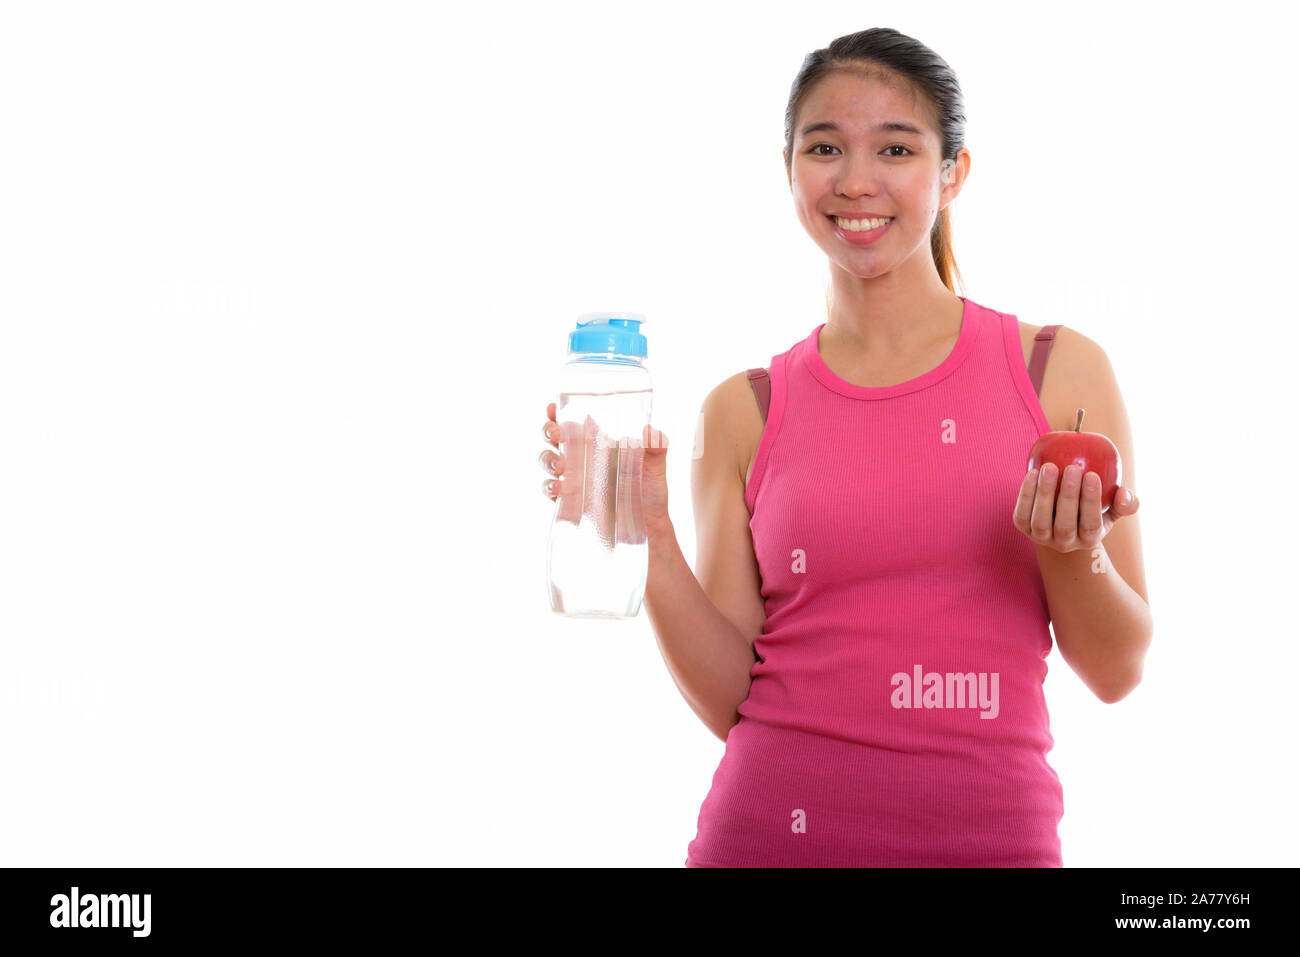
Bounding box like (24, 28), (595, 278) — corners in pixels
(806, 144), (912, 157)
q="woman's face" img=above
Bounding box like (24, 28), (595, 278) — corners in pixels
(785, 70), (960, 279)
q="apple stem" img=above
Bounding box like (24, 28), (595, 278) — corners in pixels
(1074, 408), (1085, 432)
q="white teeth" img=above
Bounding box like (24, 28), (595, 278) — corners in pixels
(834, 216), (892, 231)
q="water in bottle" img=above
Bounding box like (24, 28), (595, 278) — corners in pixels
(547, 314), (653, 619)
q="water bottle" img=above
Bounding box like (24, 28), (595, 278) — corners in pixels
(547, 313), (653, 619)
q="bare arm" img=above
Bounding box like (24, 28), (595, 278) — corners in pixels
(643, 375), (767, 741)
(1033, 329), (1152, 703)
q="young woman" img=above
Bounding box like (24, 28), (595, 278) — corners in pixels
(539, 27), (1151, 867)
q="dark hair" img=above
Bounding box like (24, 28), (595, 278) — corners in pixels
(784, 28), (967, 312)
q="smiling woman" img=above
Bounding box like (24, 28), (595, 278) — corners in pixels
(780, 38), (968, 318)
(664, 26), (1148, 870)
(524, 23), (1155, 869)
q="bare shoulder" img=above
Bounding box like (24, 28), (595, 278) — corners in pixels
(1015, 318), (1094, 366)
(1022, 322), (1114, 434)
(696, 370), (767, 487)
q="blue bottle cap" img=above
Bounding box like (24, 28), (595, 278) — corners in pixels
(568, 313), (647, 358)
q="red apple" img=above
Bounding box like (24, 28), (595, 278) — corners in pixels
(1026, 408), (1123, 511)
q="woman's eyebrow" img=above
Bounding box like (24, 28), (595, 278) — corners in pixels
(799, 120), (924, 136)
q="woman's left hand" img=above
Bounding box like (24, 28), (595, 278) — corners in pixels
(1013, 463), (1139, 553)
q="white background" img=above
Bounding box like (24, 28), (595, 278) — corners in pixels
(1, 0), (1295, 867)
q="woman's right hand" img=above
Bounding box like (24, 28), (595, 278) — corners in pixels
(540, 402), (671, 539)
(539, 402), (568, 503)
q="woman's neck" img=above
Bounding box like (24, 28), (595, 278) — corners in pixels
(825, 287), (963, 361)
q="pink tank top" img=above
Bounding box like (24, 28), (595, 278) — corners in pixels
(685, 296), (1066, 867)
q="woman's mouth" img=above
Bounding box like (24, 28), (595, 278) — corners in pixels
(827, 215), (893, 245)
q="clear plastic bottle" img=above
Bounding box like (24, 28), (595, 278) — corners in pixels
(547, 313), (652, 619)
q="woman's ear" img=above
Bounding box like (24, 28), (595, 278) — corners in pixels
(940, 150), (971, 210)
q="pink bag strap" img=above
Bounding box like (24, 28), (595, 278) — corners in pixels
(1028, 325), (1062, 398)
(746, 367), (771, 424)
